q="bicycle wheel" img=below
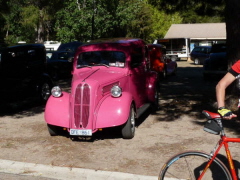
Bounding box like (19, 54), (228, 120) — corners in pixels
(159, 151), (232, 180)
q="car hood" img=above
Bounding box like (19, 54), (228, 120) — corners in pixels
(72, 67), (127, 84)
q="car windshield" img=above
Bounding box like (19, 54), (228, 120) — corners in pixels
(77, 51), (126, 68)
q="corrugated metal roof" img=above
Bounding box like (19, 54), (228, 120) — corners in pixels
(164, 23), (226, 40)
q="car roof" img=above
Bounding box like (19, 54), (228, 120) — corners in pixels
(82, 38), (144, 46)
(1, 44), (45, 53)
(194, 46), (211, 48)
(8, 43), (45, 48)
(57, 41), (83, 52)
(76, 39), (145, 55)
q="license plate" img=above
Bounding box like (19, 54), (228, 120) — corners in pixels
(70, 129), (92, 136)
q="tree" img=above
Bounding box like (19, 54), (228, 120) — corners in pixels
(147, 4), (182, 41)
(225, 0), (240, 110)
(54, 0), (155, 42)
(24, 0), (63, 43)
(0, 0), (25, 44)
(55, 0), (93, 42)
(0, 0), (226, 45)
(147, 0), (225, 23)
(20, 5), (39, 42)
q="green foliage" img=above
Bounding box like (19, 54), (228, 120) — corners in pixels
(55, 0), (93, 42)
(148, 0), (225, 23)
(2, 1), (23, 44)
(125, 1), (152, 41)
(0, 0), (226, 44)
(20, 5), (39, 42)
(55, 0), (155, 42)
(147, 4), (182, 41)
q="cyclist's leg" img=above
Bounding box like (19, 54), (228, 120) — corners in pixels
(159, 151), (231, 180)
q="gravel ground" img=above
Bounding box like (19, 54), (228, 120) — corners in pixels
(1, 60), (240, 178)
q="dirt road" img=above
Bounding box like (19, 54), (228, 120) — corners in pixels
(1, 60), (240, 177)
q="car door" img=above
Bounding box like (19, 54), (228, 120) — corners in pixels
(0, 47), (29, 92)
(199, 47), (210, 63)
(25, 47), (45, 78)
(129, 46), (147, 108)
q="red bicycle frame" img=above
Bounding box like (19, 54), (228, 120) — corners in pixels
(198, 134), (240, 180)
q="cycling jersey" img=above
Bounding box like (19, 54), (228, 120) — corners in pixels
(229, 60), (240, 77)
(229, 60), (240, 108)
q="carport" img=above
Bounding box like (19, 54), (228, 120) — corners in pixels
(164, 23), (226, 52)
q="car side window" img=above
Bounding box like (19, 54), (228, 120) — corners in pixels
(193, 47), (200, 53)
(131, 47), (143, 68)
(7, 50), (25, 62)
(27, 49), (38, 61)
(206, 48), (211, 54)
(203, 48), (208, 54)
(199, 47), (205, 53)
(58, 52), (70, 60)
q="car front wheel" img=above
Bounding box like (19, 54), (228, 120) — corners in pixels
(39, 81), (52, 102)
(121, 105), (135, 139)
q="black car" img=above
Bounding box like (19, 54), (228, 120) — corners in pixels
(57, 41), (83, 52)
(203, 44), (227, 80)
(0, 44), (53, 102)
(46, 51), (74, 80)
(46, 41), (83, 80)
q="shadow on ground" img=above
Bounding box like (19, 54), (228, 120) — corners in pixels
(155, 63), (240, 135)
(0, 77), (72, 117)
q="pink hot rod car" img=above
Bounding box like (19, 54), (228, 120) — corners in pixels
(44, 38), (158, 139)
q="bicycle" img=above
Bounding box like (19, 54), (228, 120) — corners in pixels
(159, 110), (240, 180)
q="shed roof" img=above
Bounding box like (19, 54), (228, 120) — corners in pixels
(164, 23), (226, 40)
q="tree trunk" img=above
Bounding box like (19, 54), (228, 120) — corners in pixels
(37, 9), (44, 43)
(225, 0), (240, 111)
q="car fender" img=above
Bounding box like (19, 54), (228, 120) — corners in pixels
(146, 71), (158, 102)
(44, 92), (70, 128)
(96, 92), (133, 128)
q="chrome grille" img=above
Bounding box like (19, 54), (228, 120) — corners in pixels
(74, 83), (90, 128)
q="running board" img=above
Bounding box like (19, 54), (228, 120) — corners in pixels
(136, 103), (151, 118)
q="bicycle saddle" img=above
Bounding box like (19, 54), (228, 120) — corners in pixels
(202, 110), (221, 119)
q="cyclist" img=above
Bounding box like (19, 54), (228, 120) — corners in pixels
(216, 60), (240, 119)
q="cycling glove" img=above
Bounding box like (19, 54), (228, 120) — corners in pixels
(218, 108), (233, 117)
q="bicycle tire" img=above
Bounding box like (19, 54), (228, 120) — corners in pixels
(159, 151), (232, 180)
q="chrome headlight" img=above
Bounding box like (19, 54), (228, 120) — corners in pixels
(111, 85), (122, 97)
(51, 86), (62, 97)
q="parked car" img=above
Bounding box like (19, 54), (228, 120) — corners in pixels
(190, 46), (211, 65)
(57, 41), (83, 52)
(165, 57), (177, 76)
(0, 44), (53, 102)
(148, 44), (167, 79)
(46, 51), (74, 80)
(203, 44), (227, 80)
(46, 41), (83, 80)
(44, 38), (158, 139)
(148, 44), (177, 79)
(203, 52), (227, 80)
